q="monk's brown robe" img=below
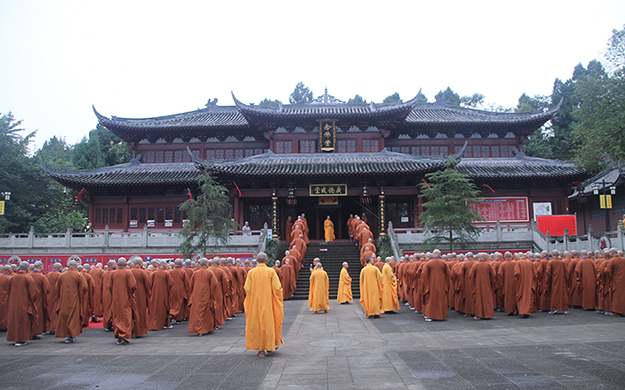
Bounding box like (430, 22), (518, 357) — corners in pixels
(359, 230), (374, 250)
(536, 258), (551, 311)
(405, 260), (418, 308)
(605, 255), (625, 314)
(281, 263), (296, 300)
(45, 270), (61, 332)
(282, 254), (298, 275)
(498, 259), (517, 313)
(169, 267), (190, 322)
(210, 266), (230, 324)
(374, 260), (385, 273)
(452, 261), (464, 312)
(6, 271), (39, 343)
(289, 248), (302, 267)
(272, 266), (284, 287)
(89, 266), (104, 317)
(346, 216), (354, 240)
(574, 257), (597, 310)
(219, 265), (235, 317)
(569, 255), (582, 307)
(0, 272), (11, 331)
(55, 268), (88, 338)
(101, 269), (115, 330)
(413, 260), (426, 312)
(492, 260), (504, 310)
(514, 259), (537, 315)
(546, 257), (569, 312)
(290, 237), (307, 260)
(149, 268), (173, 330)
(188, 267), (218, 335)
(130, 266), (152, 337)
(285, 218), (293, 243)
(110, 266), (137, 340)
(596, 257), (610, 312)
(234, 265), (248, 313)
(361, 250), (374, 268)
(421, 257), (450, 320)
(470, 260), (496, 319)
(80, 271), (94, 327)
(182, 266), (194, 318)
(460, 259), (476, 315)
(30, 271), (50, 337)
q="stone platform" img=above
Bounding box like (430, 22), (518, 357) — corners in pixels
(2, 299), (625, 389)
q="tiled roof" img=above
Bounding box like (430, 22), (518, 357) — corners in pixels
(202, 149), (447, 177)
(569, 165), (624, 198)
(456, 154), (583, 179)
(406, 102), (560, 125)
(42, 159), (201, 187)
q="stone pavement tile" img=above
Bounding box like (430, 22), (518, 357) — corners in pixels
(418, 377), (473, 390)
(217, 381), (263, 390)
(174, 373), (224, 389)
(85, 373), (151, 390)
(131, 382), (179, 390)
(502, 372), (568, 389)
(277, 373), (327, 387)
(477, 358), (532, 375)
(557, 379), (623, 390)
(583, 368), (625, 388)
(588, 340), (625, 358)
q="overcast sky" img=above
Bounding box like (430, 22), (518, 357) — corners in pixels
(1, 1), (624, 151)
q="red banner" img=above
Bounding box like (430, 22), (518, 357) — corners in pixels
(536, 215), (577, 236)
(476, 197), (529, 222)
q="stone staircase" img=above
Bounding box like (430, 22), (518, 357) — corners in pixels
(282, 241), (363, 300)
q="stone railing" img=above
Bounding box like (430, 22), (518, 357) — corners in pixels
(0, 225), (265, 255)
(387, 222), (403, 260)
(538, 222), (625, 253)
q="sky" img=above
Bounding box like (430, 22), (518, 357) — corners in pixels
(1, 1), (624, 151)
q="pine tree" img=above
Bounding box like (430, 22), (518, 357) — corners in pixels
(178, 170), (237, 258)
(289, 82), (313, 104)
(418, 159), (484, 251)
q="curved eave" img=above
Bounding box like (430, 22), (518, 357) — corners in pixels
(456, 156), (584, 180)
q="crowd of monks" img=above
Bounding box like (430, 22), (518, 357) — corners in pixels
(0, 255), (264, 346)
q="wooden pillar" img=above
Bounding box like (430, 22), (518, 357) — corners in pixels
(378, 195), (386, 236)
(271, 196), (279, 238)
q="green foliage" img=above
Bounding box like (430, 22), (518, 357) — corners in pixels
(289, 82), (313, 104)
(605, 24), (625, 72)
(347, 94), (367, 104)
(515, 93), (550, 112)
(72, 125), (131, 170)
(418, 159), (484, 251)
(33, 209), (87, 233)
(435, 87), (461, 106)
(178, 170), (236, 258)
(259, 98), (282, 106)
(383, 92), (400, 103)
(460, 93), (485, 108)
(376, 235), (393, 260)
(265, 238), (280, 267)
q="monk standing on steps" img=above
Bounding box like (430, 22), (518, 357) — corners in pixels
(244, 252), (284, 358)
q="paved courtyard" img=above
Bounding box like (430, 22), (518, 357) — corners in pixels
(2, 299), (625, 390)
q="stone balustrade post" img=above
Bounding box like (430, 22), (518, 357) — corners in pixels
(496, 220), (502, 242)
(104, 225), (110, 247)
(143, 225), (148, 247)
(588, 225), (594, 252)
(546, 231), (551, 254)
(28, 226), (34, 249)
(564, 229), (569, 252)
(65, 227), (71, 248)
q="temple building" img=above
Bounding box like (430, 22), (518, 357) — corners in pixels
(44, 90), (584, 240)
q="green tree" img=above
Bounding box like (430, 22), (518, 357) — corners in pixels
(71, 125), (132, 170)
(460, 93), (485, 108)
(289, 82), (313, 104)
(259, 98), (282, 106)
(383, 92), (400, 103)
(347, 94), (367, 104)
(178, 170), (237, 258)
(435, 87), (461, 106)
(418, 159), (484, 251)
(605, 24), (625, 72)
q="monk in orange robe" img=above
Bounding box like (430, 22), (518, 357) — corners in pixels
(536, 251), (551, 312)
(498, 252), (518, 315)
(188, 258), (218, 336)
(361, 246), (375, 268)
(359, 228), (374, 250)
(546, 250), (569, 314)
(604, 249), (625, 315)
(381, 260), (399, 313)
(244, 252), (284, 357)
(89, 263), (104, 319)
(421, 249), (450, 321)
(300, 213), (310, 239)
(230, 258), (247, 313)
(290, 246), (302, 268)
(79, 265), (94, 327)
(323, 216), (335, 242)
(460, 253), (476, 316)
(360, 238), (376, 258)
(338, 262), (353, 304)
(210, 259), (232, 322)
(0, 265), (11, 331)
(309, 263), (329, 313)
(574, 250), (597, 310)
(569, 250), (582, 307)
(285, 216), (293, 243)
(130, 256), (152, 338)
(6, 262), (40, 346)
(182, 260), (194, 318)
(149, 260), (173, 330)
(30, 261), (50, 339)
(359, 257), (383, 318)
(45, 263), (62, 333)
(514, 252), (537, 317)
(470, 253), (496, 320)
(291, 234), (307, 260)
(55, 260), (88, 343)
(101, 260), (116, 331)
(169, 259), (190, 323)
(273, 260), (284, 286)
(109, 258), (137, 344)
(281, 258), (296, 300)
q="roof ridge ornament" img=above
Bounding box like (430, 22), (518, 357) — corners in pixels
(130, 154), (142, 166)
(452, 141), (468, 161)
(311, 88), (345, 104)
(205, 98), (218, 107)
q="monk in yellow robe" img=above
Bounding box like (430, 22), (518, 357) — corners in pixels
(337, 262), (353, 304)
(359, 257), (383, 318)
(381, 259), (400, 313)
(244, 252), (284, 357)
(309, 263), (329, 313)
(324, 216), (335, 243)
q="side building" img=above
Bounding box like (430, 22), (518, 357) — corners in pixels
(43, 90), (584, 240)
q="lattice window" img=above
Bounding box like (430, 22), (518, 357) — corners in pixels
(284, 141), (292, 153)
(347, 140), (356, 152)
(225, 149), (234, 160)
(145, 151), (155, 163)
(440, 146), (448, 156)
(245, 149), (254, 157)
(431, 146), (440, 156)
(215, 150), (224, 160)
(401, 147), (410, 154)
(421, 146), (429, 156)
(363, 140), (371, 152)
(102, 208), (108, 224)
(206, 150), (215, 160)
(235, 149), (243, 159)
(166, 207), (173, 221)
(254, 149), (263, 155)
(500, 146), (511, 157)
(155, 151), (164, 163)
(482, 146), (490, 158)
(411, 147), (420, 156)
(300, 140), (315, 153)
(164, 151), (173, 163)
(147, 208), (155, 222)
(174, 150), (183, 162)
(338, 140), (346, 153)
(371, 140), (379, 152)
(109, 208), (115, 224)
(139, 208), (146, 224)
(157, 207), (165, 223)
(117, 208), (123, 224)
(130, 208), (138, 221)
(174, 208), (182, 223)
(491, 146), (500, 157)
(473, 146), (481, 158)
(276, 141), (284, 154)
(95, 208), (102, 224)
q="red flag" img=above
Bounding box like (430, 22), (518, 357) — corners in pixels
(75, 188), (87, 201)
(421, 178), (431, 189)
(482, 184), (496, 193)
(187, 188), (193, 200)
(233, 181), (242, 197)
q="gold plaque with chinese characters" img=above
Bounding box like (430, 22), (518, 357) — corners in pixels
(318, 119), (337, 152)
(309, 184), (347, 196)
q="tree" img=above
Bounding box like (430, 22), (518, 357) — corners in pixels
(460, 93), (485, 108)
(347, 94), (367, 104)
(605, 24), (625, 72)
(72, 125), (131, 170)
(177, 170), (237, 258)
(435, 87), (461, 106)
(383, 92), (400, 103)
(259, 98), (282, 106)
(289, 82), (313, 104)
(418, 159), (484, 251)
